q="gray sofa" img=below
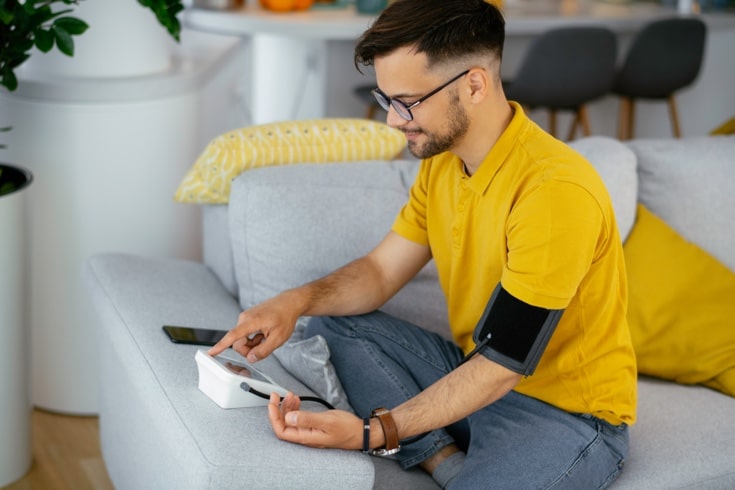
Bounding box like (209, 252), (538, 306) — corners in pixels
(85, 134), (735, 489)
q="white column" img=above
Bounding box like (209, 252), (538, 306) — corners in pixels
(249, 34), (328, 124)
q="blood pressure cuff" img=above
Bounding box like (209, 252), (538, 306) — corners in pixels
(472, 284), (564, 376)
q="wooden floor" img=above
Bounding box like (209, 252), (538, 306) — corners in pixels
(2, 409), (113, 490)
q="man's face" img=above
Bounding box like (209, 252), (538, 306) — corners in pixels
(408, 90), (470, 159)
(374, 48), (470, 159)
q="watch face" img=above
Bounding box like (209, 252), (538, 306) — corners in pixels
(370, 446), (401, 457)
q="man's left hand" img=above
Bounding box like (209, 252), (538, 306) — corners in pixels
(268, 392), (364, 450)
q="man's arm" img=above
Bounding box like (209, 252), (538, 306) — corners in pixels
(389, 355), (521, 443)
(208, 231), (432, 362)
(267, 354), (521, 451)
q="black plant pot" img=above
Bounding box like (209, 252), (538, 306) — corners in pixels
(0, 163), (33, 197)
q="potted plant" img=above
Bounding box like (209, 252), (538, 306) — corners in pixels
(0, 0), (184, 92)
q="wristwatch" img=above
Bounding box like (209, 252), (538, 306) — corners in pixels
(369, 407), (401, 456)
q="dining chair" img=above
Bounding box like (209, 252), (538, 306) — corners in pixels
(503, 26), (618, 140)
(613, 17), (706, 140)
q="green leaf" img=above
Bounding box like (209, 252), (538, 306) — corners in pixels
(54, 16), (88, 35)
(8, 52), (31, 70)
(0, 8), (12, 25)
(52, 24), (74, 56)
(34, 28), (54, 53)
(0, 182), (16, 196)
(28, 4), (55, 24)
(1, 67), (18, 92)
(137, 0), (182, 42)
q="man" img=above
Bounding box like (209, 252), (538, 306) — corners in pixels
(209, 0), (637, 487)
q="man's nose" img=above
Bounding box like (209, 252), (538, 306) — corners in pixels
(385, 105), (409, 128)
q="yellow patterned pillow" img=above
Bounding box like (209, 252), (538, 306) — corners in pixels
(175, 118), (406, 204)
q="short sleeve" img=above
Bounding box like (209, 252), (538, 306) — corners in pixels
(392, 159), (431, 246)
(502, 181), (605, 310)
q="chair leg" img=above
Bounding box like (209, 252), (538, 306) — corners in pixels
(618, 97), (635, 140)
(668, 95), (682, 138)
(579, 106), (591, 137)
(549, 110), (557, 138)
(567, 113), (579, 141)
(567, 106), (592, 141)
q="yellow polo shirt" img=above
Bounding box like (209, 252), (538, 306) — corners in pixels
(392, 103), (637, 425)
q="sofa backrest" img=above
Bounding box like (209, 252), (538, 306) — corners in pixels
(201, 136), (639, 338)
(627, 135), (735, 272)
(226, 159), (452, 337)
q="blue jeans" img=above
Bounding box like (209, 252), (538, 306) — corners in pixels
(305, 311), (629, 489)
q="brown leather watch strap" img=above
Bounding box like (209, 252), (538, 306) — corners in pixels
(370, 407), (400, 456)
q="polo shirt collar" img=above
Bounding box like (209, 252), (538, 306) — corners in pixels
(463, 101), (530, 196)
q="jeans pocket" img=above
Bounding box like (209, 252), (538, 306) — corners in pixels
(597, 419), (629, 464)
(574, 414), (629, 464)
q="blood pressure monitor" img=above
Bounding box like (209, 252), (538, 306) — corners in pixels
(195, 350), (288, 408)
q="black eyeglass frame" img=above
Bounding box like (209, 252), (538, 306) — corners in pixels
(371, 70), (471, 121)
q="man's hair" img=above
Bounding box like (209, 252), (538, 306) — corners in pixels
(354, 0), (505, 73)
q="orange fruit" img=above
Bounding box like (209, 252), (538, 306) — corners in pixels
(261, 0), (295, 11)
(260, 0), (313, 11)
(293, 0), (314, 10)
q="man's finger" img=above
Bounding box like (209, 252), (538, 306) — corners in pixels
(245, 333), (283, 363)
(207, 329), (238, 357)
(281, 392), (301, 413)
(268, 392), (287, 434)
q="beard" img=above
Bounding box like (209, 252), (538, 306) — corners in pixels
(405, 92), (470, 159)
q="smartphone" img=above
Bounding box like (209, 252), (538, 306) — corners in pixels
(162, 325), (228, 346)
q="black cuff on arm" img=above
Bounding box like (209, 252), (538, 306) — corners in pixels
(469, 284), (564, 376)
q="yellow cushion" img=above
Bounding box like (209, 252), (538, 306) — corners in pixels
(710, 116), (735, 135)
(624, 204), (735, 397)
(175, 118), (406, 204)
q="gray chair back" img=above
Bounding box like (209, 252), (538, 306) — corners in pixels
(504, 27), (617, 110)
(613, 17), (706, 99)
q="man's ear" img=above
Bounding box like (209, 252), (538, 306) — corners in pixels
(466, 68), (491, 103)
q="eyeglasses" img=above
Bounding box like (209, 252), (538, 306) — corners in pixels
(371, 70), (470, 121)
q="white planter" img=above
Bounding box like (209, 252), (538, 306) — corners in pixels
(20, 0), (174, 79)
(0, 165), (33, 487)
(0, 31), (245, 415)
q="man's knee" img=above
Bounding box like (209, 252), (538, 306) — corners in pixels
(304, 315), (344, 340)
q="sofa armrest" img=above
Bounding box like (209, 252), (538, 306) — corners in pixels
(84, 253), (375, 489)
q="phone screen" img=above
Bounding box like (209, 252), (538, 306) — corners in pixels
(162, 325), (228, 346)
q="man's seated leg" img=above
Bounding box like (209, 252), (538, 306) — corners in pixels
(450, 390), (629, 489)
(305, 311), (470, 469)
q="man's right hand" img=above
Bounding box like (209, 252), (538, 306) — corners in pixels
(207, 292), (302, 363)
(207, 233), (431, 363)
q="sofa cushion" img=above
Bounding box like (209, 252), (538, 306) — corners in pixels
(85, 254), (375, 489)
(228, 159), (451, 337)
(175, 118), (407, 204)
(202, 204), (238, 296)
(627, 135), (735, 271)
(568, 136), (638, 242)
(612, 377), (735, 489)
(624, 204), (735, 396)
